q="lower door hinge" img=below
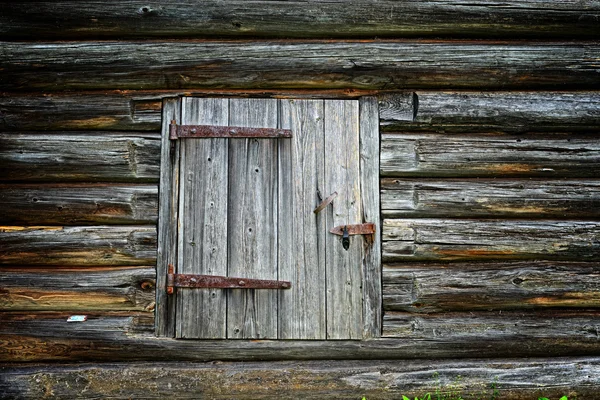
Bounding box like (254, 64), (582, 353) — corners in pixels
(167, 264), (291, 294)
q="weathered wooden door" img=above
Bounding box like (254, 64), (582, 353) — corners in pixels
(158, 97), (381, 340)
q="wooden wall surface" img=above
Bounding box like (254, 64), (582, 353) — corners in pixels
(1, 2), (599, 398)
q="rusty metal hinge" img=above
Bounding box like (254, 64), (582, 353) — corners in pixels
(167, 265), (291, 294)
(169, 121), (292, 140)
(330, 223), (376, 250)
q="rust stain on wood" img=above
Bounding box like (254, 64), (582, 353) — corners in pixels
(0, 226), (63, 232)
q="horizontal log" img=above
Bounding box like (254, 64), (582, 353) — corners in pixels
(2, 91), (598, 133)
(382, 219), (600, 262)
(0, 92), (163, 131)
(2, 41), (599, 90)
(381, 179), (600, 218)
(1, 312), (599, 362)
(383, 261), (600, 312)
(0, 184), (158, 224)
(0, 134), (160, 182)
(1, 1), (598, 40)
(380, 91), (600, 132)
(382, 310), (600, 341)
(2, 358), (599, 400)
(0, 267), (155, 311)
(0, 226), (156, 266)
(381, 134), (600, 178)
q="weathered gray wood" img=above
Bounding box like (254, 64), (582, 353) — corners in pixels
(227, 99), (279, 339)
(382, 219), (600, 262)
(359, 96), (382, 338)
(0, 226), (156, 266)
(0, 184), (157, 225)
(2, 0), (598, 40)
(155, 98), (180, 337)
(383, 311), (600, 342)
(383, 262), (600, 313)
(0, 93), (162, 132)
(176, 98), (229, 339)
(380, 91), (600, 132)
(381, 134), (600, 178)
(2, 41), (599, 90)
(324, 100), (363, 339)
(0, 133), (160, 182)
(278, 99), (326, 339)
(381, 179), (600, 218)
(3, 91), (598, 133)
(0, 267), (155, 311)
(2, 358), (600, 400)
(2, 312), (600, 361)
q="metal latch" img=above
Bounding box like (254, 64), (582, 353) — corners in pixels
(169, 121), (292, 140)
(330, 223), (376, 250)
(167, 265), (291, 294)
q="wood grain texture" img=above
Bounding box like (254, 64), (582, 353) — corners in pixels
(382, 219), (600, 262)
(1, 312), (599, 361)
(381, 179), (600, 218)
(382, 310), (600, 342)
(1, 0), (598, 39)
(2, 91), (598, 133)
(0, 184), (157, 225)
(0, 93), (162, 132)
(380, 134), (600, 178)
(278, 99), (326, 339)
(155, 98), (180, 337)
(177, 98), (229, 339)
(359, 96), (382, 338)
(383, 262), (600, 313)
(227, 99), (279, 339)
(0, 226), (156, 266)
(0, 133), (160, 182)
(2, 358), (600, 400)
(380, 91), (600, 133)
(324, 100), (363, 339)
(0, 267), (155, 311)
(2, 41), (599, 90)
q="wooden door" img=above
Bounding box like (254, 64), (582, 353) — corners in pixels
(158, 97), (381, 340)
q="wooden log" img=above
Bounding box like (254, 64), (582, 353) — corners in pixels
(1, 0), (598, 40)
(1, 41), (599, 90)
(1, 312), (599, 362)
(382, 219), (600, 262)
(2, 91), (598, 133)
(0, 267), (155, 311)
(383, 261), (600, 312)
(0, 184), (157, 225)
(0, 93), (162, 131)
(382, 310), (600, 341)
(380, 91), (600, 132)
(0, 134), (161, 182)
(381, 179), (600, 218)
(0, 226), (156, 266)
(1, 358), (600, 400)
(380, 134), (600, 178)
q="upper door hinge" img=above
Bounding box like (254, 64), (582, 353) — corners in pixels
(169, 121), (292, 140)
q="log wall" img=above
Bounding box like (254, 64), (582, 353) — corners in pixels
(1, 2), (599, 397)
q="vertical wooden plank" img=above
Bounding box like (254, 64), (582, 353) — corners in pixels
(278, 99), (327, 339)
(176, 98), (229, 339)
(156, 98), (180, 337)
(324, 100), (363, 339)
(227, 99), (279, 339)
(359, 96), (382, 338)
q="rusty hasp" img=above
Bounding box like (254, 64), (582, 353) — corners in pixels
(329, 223), (376, 236)
(167, 265), (291, 293)
(169, 121), (292, 140)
